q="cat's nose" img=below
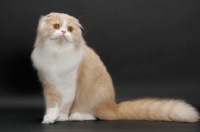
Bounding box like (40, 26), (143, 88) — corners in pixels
(61, 30), (66, 34)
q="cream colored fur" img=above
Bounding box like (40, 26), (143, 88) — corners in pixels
(31, 12), (199, 124)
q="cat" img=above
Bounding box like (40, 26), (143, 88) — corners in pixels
(31, 12), (199, 124)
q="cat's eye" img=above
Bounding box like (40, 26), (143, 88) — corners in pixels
(53, 24), (60, 29)
(68, 26), (73, 32)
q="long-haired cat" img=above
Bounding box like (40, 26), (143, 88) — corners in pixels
(31, 12), (199, 124)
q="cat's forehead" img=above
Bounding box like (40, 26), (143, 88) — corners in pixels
(45, 13), (77, 24)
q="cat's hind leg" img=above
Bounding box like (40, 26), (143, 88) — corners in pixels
(68, 112), (96, 121)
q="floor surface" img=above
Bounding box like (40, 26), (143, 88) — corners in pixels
(0, 107), (199, 132)
(0, 81), (199, 132)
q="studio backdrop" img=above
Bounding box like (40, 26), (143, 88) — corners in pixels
(0, 0), (199, 109)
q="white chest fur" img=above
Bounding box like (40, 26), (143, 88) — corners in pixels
(31, 40), (83, 106)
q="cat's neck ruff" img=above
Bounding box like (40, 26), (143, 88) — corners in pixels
(31, 39), (84, 77)
(43, 39), (77, 54)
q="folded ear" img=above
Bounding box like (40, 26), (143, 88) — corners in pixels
(73, 17), (84, 30)
(38, 12), (55, 27)
(39, 15), (45, 23)
(37, 15), (46, 30)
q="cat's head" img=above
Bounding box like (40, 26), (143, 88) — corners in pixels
(36, 12), (83, 47)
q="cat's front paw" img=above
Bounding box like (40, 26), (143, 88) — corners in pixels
(56, 113), (68, 121)
(42, 114), (58, 124)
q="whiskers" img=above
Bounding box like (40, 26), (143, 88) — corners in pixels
(82, 29), (89, 36)
(77, 15), (87, 19)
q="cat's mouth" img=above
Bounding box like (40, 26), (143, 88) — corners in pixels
(59, 35), (66, 41)
(57, 35), (68, 44)
(51, 34), (72, 44)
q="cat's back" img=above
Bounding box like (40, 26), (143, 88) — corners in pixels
(80, 44), (107, 72)
(77, 44), (113, 87)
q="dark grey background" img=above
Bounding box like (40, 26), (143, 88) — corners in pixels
(0, 0), (199, 131)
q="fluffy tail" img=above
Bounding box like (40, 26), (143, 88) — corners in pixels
(94, 98), (199, 122)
